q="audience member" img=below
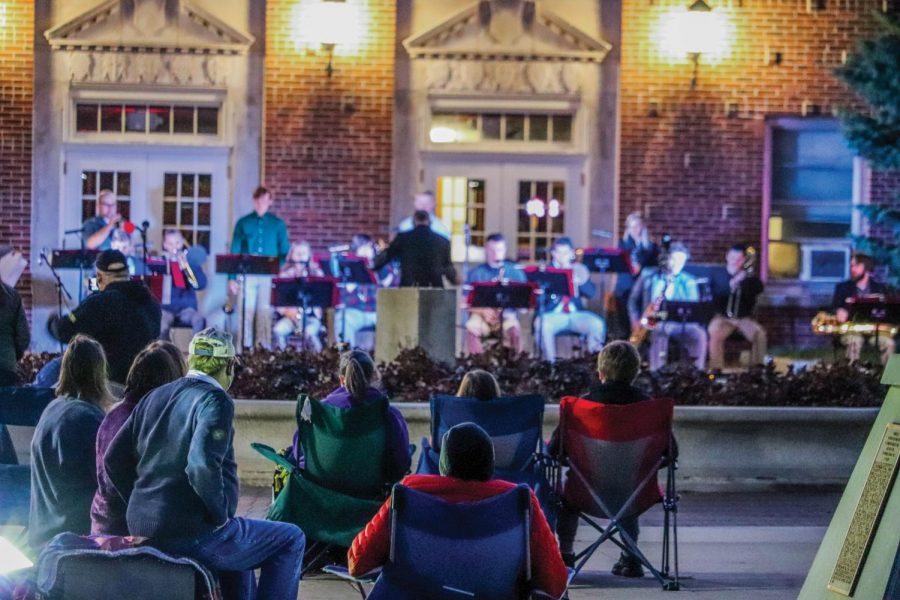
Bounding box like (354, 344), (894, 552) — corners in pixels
(91, 341), (185, 536)
(551, 340), (652, 577)
(29, 335), (112, 550)
(50, 249), (162, 387)
(456, 369), (501, 402)
(292, 349), (410, 481)
(0, 263), (29, 386)
(104, 328), (305, 600)
(348, 422), (567, 599)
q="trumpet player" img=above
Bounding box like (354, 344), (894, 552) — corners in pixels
(160, 229), (207, 340)
(465, 233), (528, 354)
(628, 242), (707, 370)
(832, 253), (895, 365)
(534, 237), (606, 362)
(708, 244), (766, 370)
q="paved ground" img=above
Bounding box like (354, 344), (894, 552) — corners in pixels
(238, 487), (842, 600)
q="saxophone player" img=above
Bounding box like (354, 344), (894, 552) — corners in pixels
(160, 229), (207, 340)
(707, 244), (766, 370)
(464, 233), (528, 354)
(628, 242), (707, 370)
(832, 253), (895, 365)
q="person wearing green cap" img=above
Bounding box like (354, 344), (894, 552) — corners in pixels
(348, 422), (568, 599)
(104, 327), (305, 600)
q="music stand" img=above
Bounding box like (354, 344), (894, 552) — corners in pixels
(216, 254), (281, 349)
(467, 281), (536, 311)
(52, 248), (99, 302)
(662, 300), (716, 327)
(579, 247), (635, 275)
(848, 295), (900, 351)
(132, 274), (164, 304)
(271, 276), (339, 350)
(524, 266), (575, 360)
(145, 257), (168, 276)
(330, 257), (377, 343)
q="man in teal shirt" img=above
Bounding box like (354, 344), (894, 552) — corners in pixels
(228, 186), (290, 349)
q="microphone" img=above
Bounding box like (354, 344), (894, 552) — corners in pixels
(38, 247), (50, 266)
(141, 220), (150, 232)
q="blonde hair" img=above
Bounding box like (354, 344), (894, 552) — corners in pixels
(55, 335), (110, 406)
(340, 349), (378, 401)
(456, 369), (501, 402)
(597, 341), (641, 383)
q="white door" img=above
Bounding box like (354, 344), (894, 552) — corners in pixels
(424, 159), (582, 262)
(63, 147), (229, 314)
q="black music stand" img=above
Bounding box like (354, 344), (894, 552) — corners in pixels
(216, 254), (281, 348)
(51, 249), (99, 303)
(848, 296), (900, 356)
(271, 276), (339, 350)
(524, 267), (575, 360)
(145, 257), (167, 276)
(467, 281), (536, 311)
(662, 300), (716, 327)
(580, 247), (634, 275)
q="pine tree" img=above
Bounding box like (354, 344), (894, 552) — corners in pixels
(835, 10), (900, 287)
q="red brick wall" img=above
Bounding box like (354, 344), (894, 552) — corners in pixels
(264, 0), (396, 251)
(0, 0), (34, 306)
(618, 0), (893, 263)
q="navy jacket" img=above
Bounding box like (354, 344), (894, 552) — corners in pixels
(104, 376), (239, 541)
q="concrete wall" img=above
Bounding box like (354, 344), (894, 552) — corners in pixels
(232, 401), (878, 492)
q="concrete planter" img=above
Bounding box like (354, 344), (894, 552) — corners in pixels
(233, 400), (878, 491)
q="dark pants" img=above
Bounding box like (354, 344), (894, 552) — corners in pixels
(557, 503), (640, 558)
(158, 517), (305, 600)
(161, 307), (206, 339)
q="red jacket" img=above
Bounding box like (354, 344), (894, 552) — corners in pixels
(348, 474), (568, 599)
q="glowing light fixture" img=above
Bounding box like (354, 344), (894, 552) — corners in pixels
(295, 0), (362, 78)
(526, 198), (546, 219)
(659, 0), (732, 89)
(429, 126), (460, 144)
(0, 536), (33, 575)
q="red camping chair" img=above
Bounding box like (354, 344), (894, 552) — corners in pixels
(554, 395), (680, 590)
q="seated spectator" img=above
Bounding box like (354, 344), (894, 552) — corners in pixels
(550, 340), (653, 577)
(29, 335), (113, 550)
(291, 349), (410, 481)
(91, 341), (186, 535)
(456, 369), (501, 402)
(104, 328), (305, 600)
(348, 422), (567, 599)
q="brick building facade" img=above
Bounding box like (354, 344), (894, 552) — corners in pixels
(2, 0), (896, 351)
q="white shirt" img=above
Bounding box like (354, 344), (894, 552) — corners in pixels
(186, 369), (225, 391)
(397, 214), (451, 239)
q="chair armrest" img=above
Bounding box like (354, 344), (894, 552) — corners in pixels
(322, 564), (380, 583)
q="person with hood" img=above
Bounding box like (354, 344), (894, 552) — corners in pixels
(348, 422), (567, 599)
(50, 249), (161, 387)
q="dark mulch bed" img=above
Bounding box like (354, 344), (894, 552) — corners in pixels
(16, 346), (887, 407)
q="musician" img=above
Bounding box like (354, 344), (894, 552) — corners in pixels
(465, 233), (528, 354)
(832, 253), (896, 365)
(83, 189), (121, 251)
(708, 244), (766, 370)
(109, 228), (146, 276)
(331, 234), (386, 351)
(49, 250), (161, 386)
(228, 186), (290, 349)
(628, 242), (707, 370)
(273, 241), (324, 351)
(535, 237), (606, 362)
(613, 213), (659, 339)
(397, 191), (451, 239)
(374, 210), (457, 288)
(159, 229), (207, 340)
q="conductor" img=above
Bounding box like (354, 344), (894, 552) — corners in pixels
(374, 210), (458, 288)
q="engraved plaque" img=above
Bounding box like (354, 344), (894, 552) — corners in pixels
(828, 423), (900, 596)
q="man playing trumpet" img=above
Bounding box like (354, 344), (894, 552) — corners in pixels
(160, 229), (207, 340)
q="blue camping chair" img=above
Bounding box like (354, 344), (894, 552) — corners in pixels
(327, 483), (564, 599)
(0, 386), (55, 526)
(417, 394), (557, 523)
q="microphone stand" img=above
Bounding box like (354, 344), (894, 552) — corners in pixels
(41, 249), (73, 353)
(137, 221), (150, 276)
(339, 265), (350, 344)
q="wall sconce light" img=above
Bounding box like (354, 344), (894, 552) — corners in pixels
(298, 0), (361, 78)
(659, 0), (732, 90)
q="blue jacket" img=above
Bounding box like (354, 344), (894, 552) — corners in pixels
(104, 376), (239, 541)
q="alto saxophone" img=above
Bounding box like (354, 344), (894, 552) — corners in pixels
(629, 275), (671, 345)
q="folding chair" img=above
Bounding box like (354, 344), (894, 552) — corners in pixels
(253, 394), (401, 573)
(417, 394), (557, 524)
(0, 386), (55, 526)
(554, 395), (679, 590)
(326, 483), (560, 600)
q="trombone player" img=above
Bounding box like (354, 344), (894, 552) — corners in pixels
(160, 229), (207, 339)
(707, 244), (766, 370)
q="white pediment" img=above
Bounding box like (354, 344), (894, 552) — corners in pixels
(45, 0), (254, 55)
(404, 0), (611, 63)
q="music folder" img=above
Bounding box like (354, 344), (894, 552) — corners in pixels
(662, 300), (716, 325)
(270, 276), (339, 309)
(467, 281), (536, 310)
(215, 254), (280, 276)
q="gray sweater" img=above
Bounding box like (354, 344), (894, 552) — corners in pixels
(29, 396), (104, 550)
(104, 376), (239, 541)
